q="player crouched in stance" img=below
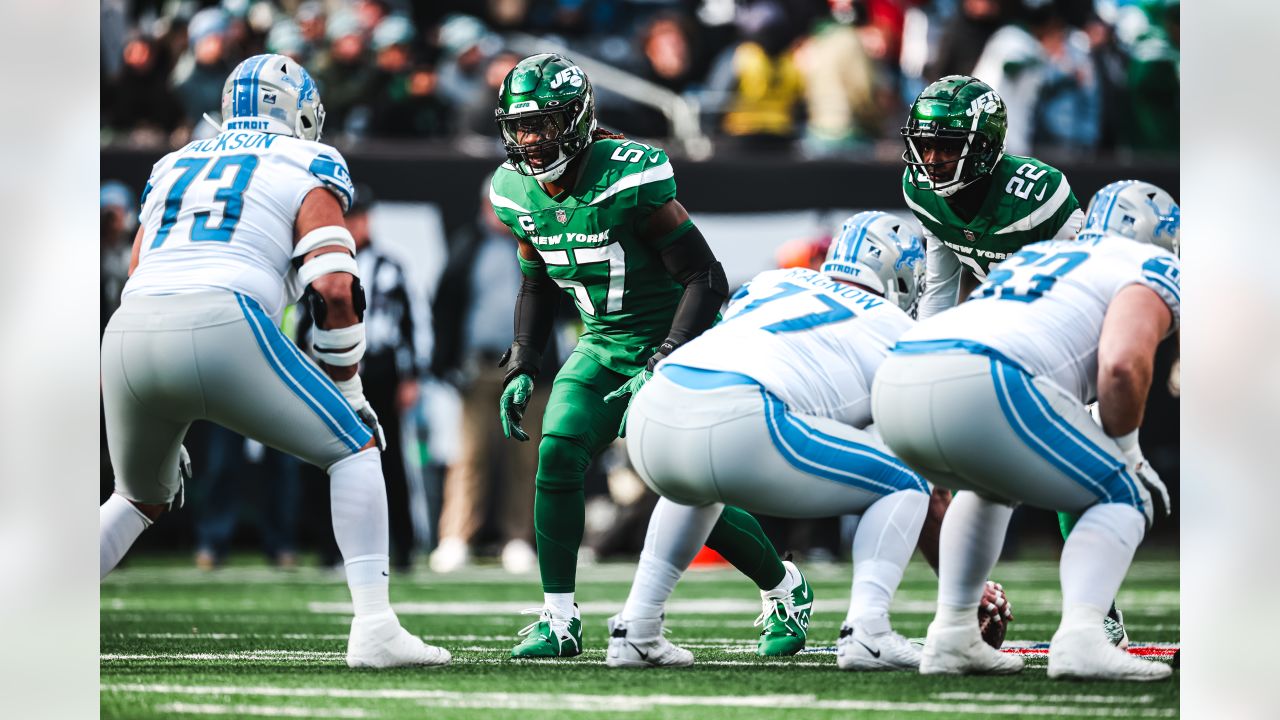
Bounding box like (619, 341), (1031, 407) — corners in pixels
(98, 54), (449, 669)
(607, 212), (937, 671)
(873, 181), (1180, 681)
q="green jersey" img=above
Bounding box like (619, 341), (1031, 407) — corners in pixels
(490, 137), (683, 375)
(902, 153), (1084, 318)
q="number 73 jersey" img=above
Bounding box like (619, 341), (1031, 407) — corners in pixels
(127, 131), (355, 323)
(900, 234), (1181, 404)
(489, 138), (685, 375)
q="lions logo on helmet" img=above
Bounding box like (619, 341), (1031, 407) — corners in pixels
(820, 211), (925, 312)
(1079, 180), (1180, 256)
(221, 54), (326, 141)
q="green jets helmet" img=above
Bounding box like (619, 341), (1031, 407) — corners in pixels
(495, 53), (597, 183)
(901, 75), (1007, 197)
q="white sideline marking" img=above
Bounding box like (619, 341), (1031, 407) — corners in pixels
(933, 693), (1154, 705)
(155, 703), (369, 718)
(106, 684), (1175, 717)
(102, 651), (343, 662)
(116, 633), (509, 642)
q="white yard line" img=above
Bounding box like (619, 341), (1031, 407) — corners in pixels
(154, 702), (369, 718)
(106, 684), (1175, 717)
(932, 693), (1154, 705)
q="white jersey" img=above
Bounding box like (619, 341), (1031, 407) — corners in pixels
(124, 130), (355, 323)
(662, 267), (914, 427)
(900, 234), (1180, 403)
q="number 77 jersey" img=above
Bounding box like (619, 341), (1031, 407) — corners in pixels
(126, 131), (356, 324)
(663, 267), (916, 428)
(899, 234), (1181, 404)
(488, 137), (686, 375)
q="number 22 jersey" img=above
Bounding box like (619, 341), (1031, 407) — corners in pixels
(899, 234), (1181, 403)
(125, 130), (355, 323)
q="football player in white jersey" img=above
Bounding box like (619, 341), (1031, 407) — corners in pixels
(99, 54), (449, 669)
(607, 212), (1008, 671)
(873, 181), (1180, 681)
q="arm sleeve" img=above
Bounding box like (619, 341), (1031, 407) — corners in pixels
(509, 252), (559, 376)
(916, 229), (962, 319)
(648, 223), (728, 355)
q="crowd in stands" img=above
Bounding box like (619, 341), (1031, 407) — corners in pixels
(101, 0), (1179, 157)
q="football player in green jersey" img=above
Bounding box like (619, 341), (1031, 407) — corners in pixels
(900, 75), (1128, 647)
(488, 53), (812, 659)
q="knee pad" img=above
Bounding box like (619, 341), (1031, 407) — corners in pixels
(535, 434), (592, 493)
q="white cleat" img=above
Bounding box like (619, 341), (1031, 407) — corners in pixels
(1049, 625), (1171, 682)
(836, 618), (921, 671)
(920, 621), (1024, 676)
(605, 615), (693, 669)
(346, 612), (451, 669)
(428, 537), (471, 574)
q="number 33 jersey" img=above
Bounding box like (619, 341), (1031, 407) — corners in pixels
(125, 131), (355, 323)
(488, 138), (683, 376)
(666, 267), (915, 428)
(900, 234), (1181, 404)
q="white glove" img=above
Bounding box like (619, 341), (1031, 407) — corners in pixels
(335, 376), (387, 452)
(1113, 430), (1170, 528)
(173, 444), (192, 510)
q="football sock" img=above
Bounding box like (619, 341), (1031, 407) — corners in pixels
(847, 489), (929, 626)
(329, 449), (392, 617)
(936, 491), (1013, 612)
(100, 493), (152, 580)
(533, 434), (593, 594)
(706, 505), (786, 591)
(622, 498), (724, 622)
(1059, 503), (1145, 618)
(1057, 511), (1079, 540)
(544, 592), (576, 619)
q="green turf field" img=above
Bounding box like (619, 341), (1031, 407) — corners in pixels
(101, 550), (1178, 719)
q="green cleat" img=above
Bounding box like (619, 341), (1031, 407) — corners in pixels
(511, 605), (584, 658)
(755, 560), (813, 656)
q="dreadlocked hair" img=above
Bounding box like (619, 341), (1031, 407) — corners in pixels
(592, 127), (626, 140)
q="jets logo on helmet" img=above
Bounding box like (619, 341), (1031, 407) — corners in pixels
(1078, 180), (1180, 256)
(221, 54), (325, 141)
(495, 54), (597, 183)
(820, 211), (925, 312)
(901, 75), (1008, 197)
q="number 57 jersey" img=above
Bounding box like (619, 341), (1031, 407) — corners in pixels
(666, 267), (915, 427)
(899, 235), (1181, 404)
(125, 131), (355, 323)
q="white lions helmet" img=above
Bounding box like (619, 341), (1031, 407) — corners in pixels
(1079, 180), (1180, 256)
(221, 54), (325, 141)
(820, 211), (925, 312)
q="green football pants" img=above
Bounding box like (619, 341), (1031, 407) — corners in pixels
(534, 350), (784, 593)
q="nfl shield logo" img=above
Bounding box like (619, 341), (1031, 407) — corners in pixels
(963, 229), (975, 243)
(555, 209), (568, 223)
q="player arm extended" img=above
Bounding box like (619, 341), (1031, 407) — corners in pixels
(1096, 284), (1173, 438)
(293, 187), (384, 450)
(638, 199), (728, 368)
(915, 230), (964, 320)
(498, 237), (560, 383)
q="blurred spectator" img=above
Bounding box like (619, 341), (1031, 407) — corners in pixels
(366, 16), (451, 138)
(795, 14), (879, 155)
(311, 10), (375, 137)
(428, 178), (543, 574)
(436, 14), (502, 109)
(295, 1), (328, 63)
(172, 8), (235, 138)
(972, 0), (1098, 154)
(193, 426), (302, 570)
(107, 36), (182, 144)
(707, 0), (806, 152)
(1125, 0), (1178, 154)
(928, 0), (1010, 79)
(637, 11), (701, 93)
(457, 50), (521, 139)
(266, 20), (308, 62)
(100, 181), (135, 333)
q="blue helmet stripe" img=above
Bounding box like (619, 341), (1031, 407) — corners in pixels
(1089, 180), (1136, 232)
(836, 211), (884, 265)
(249, 54), (270, 119)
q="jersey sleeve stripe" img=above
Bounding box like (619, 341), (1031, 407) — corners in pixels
(587, 162), (674, 206)
(489, 184), (530, 214)
(993, 177), (1073, 235)
(1142, 271), (1180, 304)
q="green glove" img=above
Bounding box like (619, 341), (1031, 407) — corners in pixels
(499, 374), (535, 442)
(603, 369), (652, 438)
